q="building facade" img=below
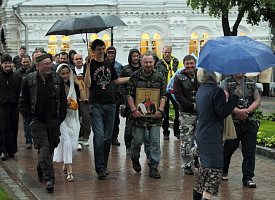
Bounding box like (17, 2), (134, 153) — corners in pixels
(0, 0), (272, 65)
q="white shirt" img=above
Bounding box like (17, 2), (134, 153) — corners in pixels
(74, 66), (84, 75)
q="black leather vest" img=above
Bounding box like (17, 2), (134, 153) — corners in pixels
(225, 76), (256, 120)
(176, 73), (197, 103)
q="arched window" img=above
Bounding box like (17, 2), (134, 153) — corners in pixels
(152, 33), (162, 58)
(140, 33), (150, 55)
(89, 34), (99, 57)
(140, 33), (162, 57)
(200, 33), (209, 51)
(102, 34), (111, 49)
(189, 32), (209, 57)
(47, 35), (58, 55)
(189, 33), (198, 56)
(239, 32), (246, 36)
(60, 36), (70, 53)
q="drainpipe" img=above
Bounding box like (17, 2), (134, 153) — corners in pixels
(12, 4), (29, 54)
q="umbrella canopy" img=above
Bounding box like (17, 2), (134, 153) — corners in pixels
(45, 14), (126, 36)
(198, 36), (275, 75)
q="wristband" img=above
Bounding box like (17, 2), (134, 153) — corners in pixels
(158, 109), (164, 114)
(131, 109), (137, 113)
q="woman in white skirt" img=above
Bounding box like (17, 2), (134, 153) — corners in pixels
(53, 63), (86, 182)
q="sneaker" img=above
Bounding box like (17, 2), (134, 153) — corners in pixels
(78, 144), (82, 150)
(78, 140), (84, 145)
(164, 135), (169, 140)
(97, 171), (107, 180)
(26, 143), (32, 149)
(221, 173), (228, 181)
(132, 160), (141, 172)
(149, 168), (161, 179)
(83, 141), (89, 146)
(105, 169), (109, 175)
(46, 181), (54, 192)
(184, 167), (194, 175)
(194, 156), (200, 168)
(112, 138), (120, 146)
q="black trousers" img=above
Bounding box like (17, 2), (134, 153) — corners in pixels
(223, 120), (258, 184)
(30, 119), (60, 183)
(113, 94), (121, 140)
(79, 101), (91, 140)
(162, 93), (180, 136)
(0, 104), (19, 155)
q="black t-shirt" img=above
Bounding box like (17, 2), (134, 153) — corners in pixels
(13, 55), (22, 70)
(89, 59), (118, 104)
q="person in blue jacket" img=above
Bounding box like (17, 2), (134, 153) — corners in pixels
(193, 68), (241, 200)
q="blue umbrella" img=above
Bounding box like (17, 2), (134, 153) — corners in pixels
(198, 36), (275, 75)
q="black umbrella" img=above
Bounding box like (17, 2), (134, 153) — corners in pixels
(45, 14), (127, 52)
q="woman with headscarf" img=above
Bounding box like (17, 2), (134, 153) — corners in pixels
(193, 68), (241, 200)
(53, 63), (86, 182)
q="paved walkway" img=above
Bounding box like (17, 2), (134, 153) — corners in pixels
(1, 114), (275, 200)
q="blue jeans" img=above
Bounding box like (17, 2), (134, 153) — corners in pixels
(131, 125), (160, 169)
(144, 128), (150, 155)
(124, 117), (132, 149)
(22, 115), (32, 144)
(90, 104), (116, 173)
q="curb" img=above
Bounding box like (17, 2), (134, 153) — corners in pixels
(0, 162), (29, 200)
(169, 121), (275, 160)
(256, 145), (275, 160)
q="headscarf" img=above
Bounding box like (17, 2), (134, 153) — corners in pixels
(197, 67), (217, 85)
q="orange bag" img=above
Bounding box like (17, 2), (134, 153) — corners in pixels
(67, 98), (78, 110)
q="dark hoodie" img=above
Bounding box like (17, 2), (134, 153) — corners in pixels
(119, 49), (141, 102)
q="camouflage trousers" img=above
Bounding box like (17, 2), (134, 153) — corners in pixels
(196, 166), (223, 196)
(179, 112), (199, 168)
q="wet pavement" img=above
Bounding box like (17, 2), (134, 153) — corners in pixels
(0, 114), (274, 200)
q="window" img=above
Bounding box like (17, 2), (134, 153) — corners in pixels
(239, 32), (246, 36)
(47, 35), (58, 55)
(103, 34), (111, 49)
(89, 34), (99, 57)
(140, 33), (162, 57)
(152, 33), (162, 58)
(189, 32), (209, 57)
(140, 33), (150, 55)
(60, 36), (70, 53)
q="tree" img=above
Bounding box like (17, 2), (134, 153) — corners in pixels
(187, 0), (275, 36)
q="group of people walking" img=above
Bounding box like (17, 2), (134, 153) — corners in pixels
(0, 39), (260, 199)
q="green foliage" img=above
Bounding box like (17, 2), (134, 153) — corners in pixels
(0, 186), (13, 200)
(257, 119), (275, 147)
(257, 131), (275, 147)
(187, 0), (275, 35)
(264, 113), (275, 121)
(169, 104), (175, 120)
(255, 109), (264, 120)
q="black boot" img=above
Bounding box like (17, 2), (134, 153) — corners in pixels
(193, 188), (202, 200)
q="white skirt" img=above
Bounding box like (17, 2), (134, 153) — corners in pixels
(53, 109), (80, 164)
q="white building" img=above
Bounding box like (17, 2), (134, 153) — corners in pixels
(0, 0), (272, 65)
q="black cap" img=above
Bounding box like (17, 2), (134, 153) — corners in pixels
(106, 46), (116, 53)
(36, 53), (53, 63)
(1, 54), (12, 63)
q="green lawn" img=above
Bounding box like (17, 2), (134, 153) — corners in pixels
(0, 186), (13, 200)
(259, 120), (275, 137)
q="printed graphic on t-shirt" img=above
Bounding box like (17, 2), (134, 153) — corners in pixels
(93, 65), (111, 89)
